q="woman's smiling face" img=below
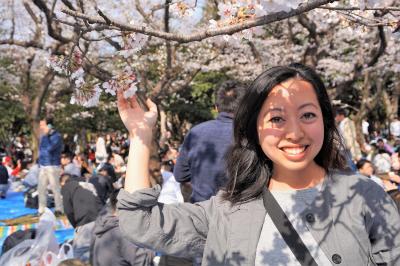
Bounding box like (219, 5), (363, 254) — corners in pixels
(257, 78), (324, 176)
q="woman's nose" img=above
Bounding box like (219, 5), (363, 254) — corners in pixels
(285, 119), (305, 141)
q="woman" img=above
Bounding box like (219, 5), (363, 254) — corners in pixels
(116, 64), (400, 265)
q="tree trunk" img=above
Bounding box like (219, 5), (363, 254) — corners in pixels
(31, 118), (40, 161)
(391, 79), (400, 119)
(353, 71), (371, 152)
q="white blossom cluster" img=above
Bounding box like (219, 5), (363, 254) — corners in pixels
(118, 33), (149, 58)
(70, 85), (102, 108)
(207, 0), (302, 43)
(71, 111), (94, 119)
(68, 65), (140, 107)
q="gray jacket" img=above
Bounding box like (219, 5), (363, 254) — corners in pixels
(117, 172), (400, 265)
(91, 211), (154, 266)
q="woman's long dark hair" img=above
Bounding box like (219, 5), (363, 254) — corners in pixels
(223, 63), (347, 204)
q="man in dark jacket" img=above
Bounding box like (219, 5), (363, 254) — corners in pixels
(89, 163), (114, 205)
(174, 80), (246, 203)
(91, 190), (154, 266)
(60, 173), (102, 262)
(37, 117), (63, 214)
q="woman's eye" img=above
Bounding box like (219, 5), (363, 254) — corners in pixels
(270, 117), (284, 124)
(302, 112), (316, 120)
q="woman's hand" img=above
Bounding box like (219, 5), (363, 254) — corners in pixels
(117, 89), (158, 138)
(117, 89), (157, 192)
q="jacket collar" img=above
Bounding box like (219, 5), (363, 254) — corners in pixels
(216, 112), (234, 123)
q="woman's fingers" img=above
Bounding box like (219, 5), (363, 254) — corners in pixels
(117, 89), (129, 111)
(117, 89), (141, 112)
(146, 98), (157, 114)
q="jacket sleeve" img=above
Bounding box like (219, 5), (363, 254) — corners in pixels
(364, 183), (400, 264)
(117, 185), (212, 258)
(173, 133), (192, 183)
(120, 236), (154, 266)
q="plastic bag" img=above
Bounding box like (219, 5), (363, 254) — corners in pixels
(41, 243), (74, 266)
(0, 208), (73, 266)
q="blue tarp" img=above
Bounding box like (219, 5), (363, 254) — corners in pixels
(0, 191), (74, 252)
(0, 191), (37, 222)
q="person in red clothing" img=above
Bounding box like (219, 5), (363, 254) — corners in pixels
(11, 159), (22, 178)
(2, 156), (12, 176)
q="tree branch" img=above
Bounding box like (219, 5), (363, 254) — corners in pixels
(61, 0), (338, 43)
(338, 10), (393, 27)
(319, 6), (400, 11)
(165, 0), (172, 75)
(298, 14), (319, 66)
(247, 40), (262, 64)
(33, 0), (72, 43)
(10, 0), (15, 40)
(335, 24), (387, 96)
(135, 0), (155, 26)
(23, 1), (43, 46)
(61, 0), (76, 11)
(0, 39), (41, 48)
(367, 25), (387, 67)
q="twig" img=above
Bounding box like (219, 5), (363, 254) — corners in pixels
(319, 6), (400, 11)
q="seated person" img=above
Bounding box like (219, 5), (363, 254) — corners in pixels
(61, 153), (81, 177)
(89, 164), (115, 205)
(356, 159), (385, 188)
(60, 173), (102, 263)
(0, 163), (9, 199)
(21, 161), (39, 189)
(91, 189), (154, 266)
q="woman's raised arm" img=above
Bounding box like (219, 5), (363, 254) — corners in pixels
(117, 90), (158, 193)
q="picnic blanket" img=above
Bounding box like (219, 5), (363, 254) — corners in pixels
(0, 191), (37, 222)
(0, 191), (74, 252)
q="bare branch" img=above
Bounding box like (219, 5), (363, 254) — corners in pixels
(298, 14), (317, 40)
(338, 10), (394, 27)
(11, 0), (15, 40)
(319, 6), (400, 11)
(0, 39), (43, 49)
(23, 1), (43, 45)
(61, 0), (76, 11)
(96, 8), (112, 24)
(61, 0), (338, 43)
(135, 0), (155, 26)
(33, 0), (72, 43)
(247, 40), (262, 64)
(335, 24), (387, 96)
(367, 26), (387, 67)
(164, 52), (220, 97)
(298, 14), (319, 66)
(23, 1), (41, 25)
(165, 0), (172, 74)
(150, 0), (188, 13)
(77, 0), (85, 13)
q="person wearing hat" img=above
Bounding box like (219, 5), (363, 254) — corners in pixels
(89, 156), (115, 205)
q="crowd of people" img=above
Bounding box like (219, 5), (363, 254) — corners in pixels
(0, 124), (166, 265)
(1, 64), (400, 265)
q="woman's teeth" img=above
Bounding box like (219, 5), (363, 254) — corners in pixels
(282, 146), (307, 155)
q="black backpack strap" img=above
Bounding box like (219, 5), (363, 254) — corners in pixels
(262, 187), (318, 266)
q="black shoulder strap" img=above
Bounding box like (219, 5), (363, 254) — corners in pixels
(262, 188), (318, 266)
